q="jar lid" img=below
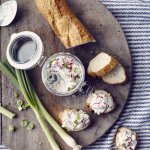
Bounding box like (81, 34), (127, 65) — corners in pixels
(6, 31), (44, 70)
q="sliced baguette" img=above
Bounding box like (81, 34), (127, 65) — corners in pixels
(87, 52), (118, 77)
(115, 127), (137, 150)
(59, 109), (90, 131)
(87, 90), (115, 115)
(87, 65), (96, 78)
(102, 64), (126, 84)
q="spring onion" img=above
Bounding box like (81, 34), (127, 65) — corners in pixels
(27, 122), (35, 130)
(18, 106), (23, 111)
(17, 100), (23, 106)
(21, 120), (28, 127)
(0, 60), (82, 150)
(21, 103), (29, 110)
(14, 92), (19, 98)
(8, 125), (15, 132)
(0, 105), (16, 119)
(15, 69), (60, 150)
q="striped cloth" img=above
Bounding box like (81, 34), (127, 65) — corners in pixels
(1, 0), (150, 150)
(84, 0), (150, 150)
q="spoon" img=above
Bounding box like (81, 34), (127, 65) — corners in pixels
(0, 0), (17, 26)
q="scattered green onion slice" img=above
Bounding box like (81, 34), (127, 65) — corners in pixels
(14, 92), (19, 98)
(22, 103), (29, 110)
(8, 125), (15, 132)
(0, 61), (82, 150)
(27, 123), (35, 130)
(0, 106), (16, 119)
(17, 100), (23, 106)
(18, 106), (23, 111)
(24, 103), (29, 108)
(21, 105), (26, 110)
(21, 120), (28, 127)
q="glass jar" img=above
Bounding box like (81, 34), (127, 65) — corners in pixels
(6, 31), (93, 96)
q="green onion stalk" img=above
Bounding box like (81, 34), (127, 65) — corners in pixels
(0, 105), (16, 119)
(0, 60), (82, 150)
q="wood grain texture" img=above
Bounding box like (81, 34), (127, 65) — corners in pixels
(0, 0), (2, 144)
(0, 0), (132, 150)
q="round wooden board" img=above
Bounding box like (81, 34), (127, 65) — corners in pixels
(1, 0), (132, 150)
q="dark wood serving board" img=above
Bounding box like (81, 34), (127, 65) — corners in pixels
(0, 0), (132, 150)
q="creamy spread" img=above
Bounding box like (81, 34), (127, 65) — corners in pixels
(61, 109), (90, 131)
(116, 128), (137, 150)
(87, 90), (115, 115)
(44, 54), (84, 95)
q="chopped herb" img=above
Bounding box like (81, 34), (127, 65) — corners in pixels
(0, 106), (16, 119)
(76, 114), (80, 120)
(63, 63), (68, 68)
(73, 67), (77, 73)
(27, 123), (35, 130)
(24, 103), (29, 109)
(76, 74), (80, 79)
(74, 120), (78, 125)
(72, 78), (76, 83)
(14, 92), (19, 98)
(17, 100), (23, 106)
(8, 125), (15, 133)
(21, 120), (28, 127)
(68, 87), (73, 91)
(18, 106), (23, 111)
(22, 104), (27, 110)
(49, 59), (56, 66)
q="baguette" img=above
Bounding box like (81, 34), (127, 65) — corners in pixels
(35, 0), (95, 48)
(87, 52), (118, 77)
(102, 64), (126, 84)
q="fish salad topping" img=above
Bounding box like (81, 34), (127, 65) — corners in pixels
(45, 55), (83, 94)
(87, 91), (115, 115)
(61, 109), (90, 131)
(116, 128), (137, 150)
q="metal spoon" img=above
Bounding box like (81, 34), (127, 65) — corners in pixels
(0, 0), (17, 26)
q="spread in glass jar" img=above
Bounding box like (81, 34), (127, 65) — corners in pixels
(42, 53), (85, 96)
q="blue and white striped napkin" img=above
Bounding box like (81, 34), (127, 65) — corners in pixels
(84, 0), (150, 149)
(1, 0), (150, 150)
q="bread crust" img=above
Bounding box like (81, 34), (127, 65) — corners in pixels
(87, 65), (97, 78)
(35, 0), (95, 48)
(102, 64), (127, 84)
(95, 57), (118, 76)
(87, 55), (118, 77)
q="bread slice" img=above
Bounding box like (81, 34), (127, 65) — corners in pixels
(87, 65), (96, 78)
(115, 127), (137, 150)
(87, 52), (118, 77)
(86, 90), (115, 115)
(59, 109), (90, 131)
(102, 64), (126, 84)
